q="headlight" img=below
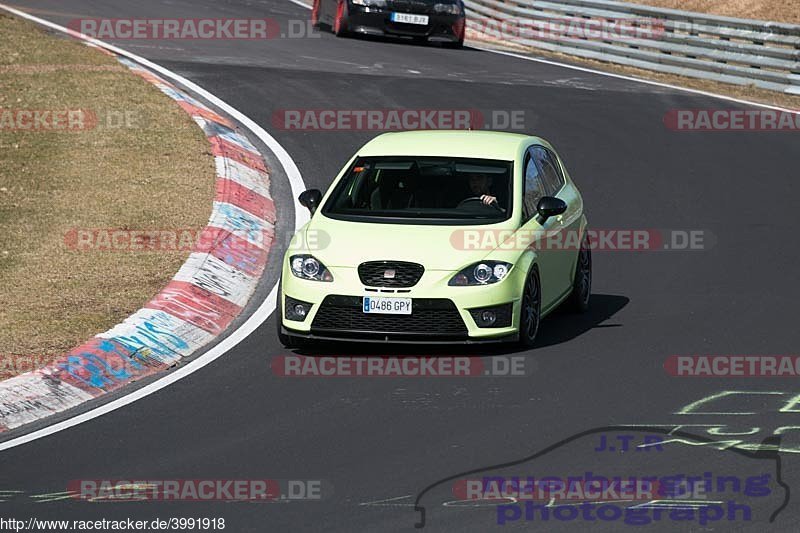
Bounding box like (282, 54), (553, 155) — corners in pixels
(352, 0), (387, 6)
(449, 261), (512, 286)
(434, 2), (462, 14)
(474, 263), (493, 283)
(290, 254), (333, 282)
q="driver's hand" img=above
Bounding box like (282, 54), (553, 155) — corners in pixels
(481, 195), (497, 205)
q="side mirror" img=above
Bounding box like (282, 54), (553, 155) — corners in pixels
(535, 196), (567, 225)
(298, 189), (323, 215)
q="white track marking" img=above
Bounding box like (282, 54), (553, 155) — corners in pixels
(0, 2), (308, 451)
(285, 0), (315, 9)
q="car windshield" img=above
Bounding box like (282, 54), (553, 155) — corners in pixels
(321, 156), (513, 225)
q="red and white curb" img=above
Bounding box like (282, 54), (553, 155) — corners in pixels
(0, 49), (276, 432)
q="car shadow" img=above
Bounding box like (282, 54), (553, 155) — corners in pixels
(533, 293), (628, 349)
(291, 293), (628, 357)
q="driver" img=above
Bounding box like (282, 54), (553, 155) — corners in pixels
(468, 173), (498, 206)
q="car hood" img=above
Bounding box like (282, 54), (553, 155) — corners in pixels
(302, 216), (516, 271)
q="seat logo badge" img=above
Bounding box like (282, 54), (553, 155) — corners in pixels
(384, 269), (396, 279)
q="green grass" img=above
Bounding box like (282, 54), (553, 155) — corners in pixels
(0, 13), (215, 371)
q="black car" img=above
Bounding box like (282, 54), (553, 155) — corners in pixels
(312, 0), (465, 48)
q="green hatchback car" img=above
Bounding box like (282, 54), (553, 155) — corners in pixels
(277, 130), (591, 347)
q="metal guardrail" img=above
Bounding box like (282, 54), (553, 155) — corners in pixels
(464, 0), (800, 95)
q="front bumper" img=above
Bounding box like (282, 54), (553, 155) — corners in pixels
(279, 262), (524, 343)
(278, 325), (518, 344)
(347, 6), (464, 42)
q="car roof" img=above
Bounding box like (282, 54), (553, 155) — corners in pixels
(356, 130), (543, 161)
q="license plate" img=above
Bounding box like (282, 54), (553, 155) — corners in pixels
(391, 12), (429, 25)
(363, 296), (412, 315)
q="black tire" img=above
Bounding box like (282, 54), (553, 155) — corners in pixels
(565, 232), (592, 312)
(518, 266), (542, 348)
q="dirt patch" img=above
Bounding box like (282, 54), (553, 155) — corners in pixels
(628, 0), (800, 25)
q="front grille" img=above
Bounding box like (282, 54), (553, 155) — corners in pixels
(387, 0), (436, 13)
(385, 22), (431, 35)
(311, 295), (467, 337)
(358, 261), (424, 288)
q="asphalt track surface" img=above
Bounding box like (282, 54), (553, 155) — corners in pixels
(2, 1), (800, 531)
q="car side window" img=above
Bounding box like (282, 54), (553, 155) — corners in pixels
(523, 149), (545, 221)
(531, 146), (565, 196)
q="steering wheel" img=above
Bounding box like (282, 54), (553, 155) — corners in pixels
(457, 196), (504, 211)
